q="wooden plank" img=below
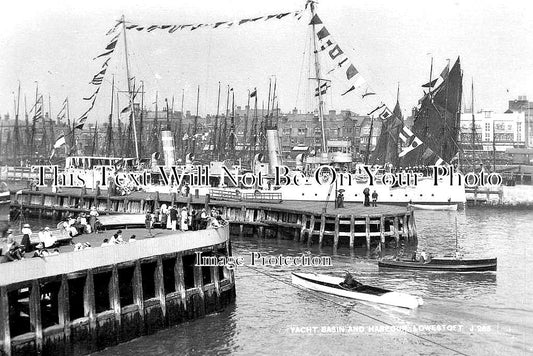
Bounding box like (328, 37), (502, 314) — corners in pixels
(333, 215), (340, 250)
(307, 215), (315, 247)
(379, 215), (385, 247)
(299, 215), (307, 242)
(174, 253), (186, 307)
(59, 275), (71, 353)
(84, 269), (97, 351)
(30, 279), (43, 354)
(111, 265), (122, 343)
(133, 261), (145, 334)
(0, 286), (11, 356)
(318, 214), (326, 248)
(393, 217), (400, 247)
(349, 215), (355, 249)
(365, 216), (371, 249)
(155, 257), (166, 320)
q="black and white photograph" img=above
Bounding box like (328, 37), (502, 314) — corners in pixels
(0, 0), (532, 355)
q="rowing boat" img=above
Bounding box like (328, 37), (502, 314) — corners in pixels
(291, 272), (423, 309)
(378, 257), (497, 272)
(408, 203), (458, 211)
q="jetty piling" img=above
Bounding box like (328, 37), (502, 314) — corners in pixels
(10, 190), (417, 250)
(0, 226), (235, 356)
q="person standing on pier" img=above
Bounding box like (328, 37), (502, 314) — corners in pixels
(363, 188), (370, 207)
(21, 224), (33, 252)
(180, 207), (189, 231)
(372, 190), (378, 207)
(145, 210), (153, 236)
(89, 206), (99, 233)
(170, 206), (178, 231)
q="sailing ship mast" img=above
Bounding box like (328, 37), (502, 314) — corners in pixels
(471, 79), (476, 172)
(106, 75), (115, 156)
(13, 82), (21, 162)
(121, 15), (140, 161)
(211, 82), (221, 160)
(309, 0), (327, 154)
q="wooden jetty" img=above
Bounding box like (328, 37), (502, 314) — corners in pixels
(0, 224), (235, 356)
(10, 188), (417, 250)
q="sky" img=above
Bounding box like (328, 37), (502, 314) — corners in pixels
(1, 0), (532, 125)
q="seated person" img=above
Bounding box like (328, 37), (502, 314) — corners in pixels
(1, 242), (24, 262)
(341, 272), (362, 289)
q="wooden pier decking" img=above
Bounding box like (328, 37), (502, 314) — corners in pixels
(0, 224), (235, 356)
(10, 187), (417, 250)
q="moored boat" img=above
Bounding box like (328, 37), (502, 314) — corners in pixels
(408, 203), (458, 211)
(378, 257), (497, 272)
(291, 272), (423, 309)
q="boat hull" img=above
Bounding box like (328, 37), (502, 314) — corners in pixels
(378, 257), (497, 272)
(408, 203), (458, 211)
(291, 272), (423, 309)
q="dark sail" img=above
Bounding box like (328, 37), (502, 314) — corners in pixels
(400, 57), (462, 167)
(370, 100), (403, 166)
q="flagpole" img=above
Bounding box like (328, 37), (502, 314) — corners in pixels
(212, 82), (221, 160)
(121, 15), (140, 161)
(309, 1), (327, 154)
(244, 89), (250, 148)
(191, 85), (200, 158)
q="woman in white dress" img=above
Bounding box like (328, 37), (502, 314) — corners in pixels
(180, 207), (189, 231)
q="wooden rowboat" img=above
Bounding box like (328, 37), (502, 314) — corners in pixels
(408, 203), (458, 211)
(378, 257), (497, 272)
(291, 272), (423, 309)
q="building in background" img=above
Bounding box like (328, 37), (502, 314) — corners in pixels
(508, 96), (533, 148)
(459, 109), (525, 167)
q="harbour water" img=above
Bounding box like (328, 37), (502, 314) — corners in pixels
(26, 208), (533, 355)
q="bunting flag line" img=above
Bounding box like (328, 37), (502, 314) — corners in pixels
(310, 12), (445, 166)
(106, 21), (121, 36)
(378, 107), (393, 121)
(367, 104), (386, 116)
(93, 49), (114, 60)
(74, 115), (87, 130)
(362, 90), (376, 98)
(399, 136), (423, 157)
(125, 9), (303, 34)
(341, 86), (355, 96)
(83, 88), (100, 101)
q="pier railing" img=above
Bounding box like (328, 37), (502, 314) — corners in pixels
(209, 189), (282, 203)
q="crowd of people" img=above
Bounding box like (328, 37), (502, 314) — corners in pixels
(57, 206), (102, 238)
(145, 205), (225, 233)
(1, 202), (226, 263)
(0, 225), (62, 262)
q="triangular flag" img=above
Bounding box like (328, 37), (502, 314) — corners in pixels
(317, 27), (330, 40)
(346, 64), (358, 80)
(309, 14), (322, 25)
(341, 86), (355, 96)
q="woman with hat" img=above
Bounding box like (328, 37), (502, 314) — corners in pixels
(180, 207), (189, 231)
(21, 223), (33, 252)
(89, 206), (99, 234)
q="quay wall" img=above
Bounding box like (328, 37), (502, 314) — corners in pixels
(0, 225), (236, 356)
(10, 189), (417, 250)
